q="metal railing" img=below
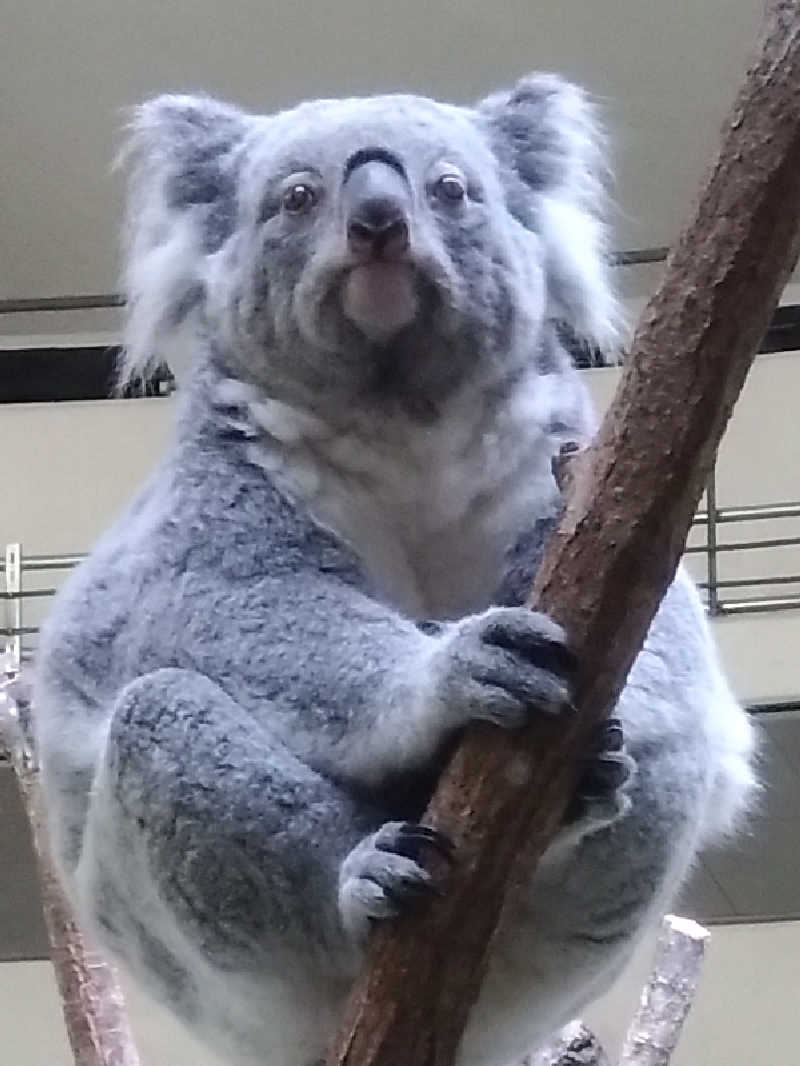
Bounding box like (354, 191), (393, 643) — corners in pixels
(0, 254), (673, 316)
(688, 470), (800, 615)
(3, 472), (800, 672)
(1, 546), (87, 668)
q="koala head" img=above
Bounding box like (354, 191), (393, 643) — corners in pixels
(120, 75), (619, 413)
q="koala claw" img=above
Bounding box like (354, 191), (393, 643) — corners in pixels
(338, 821), (451, 939)
(569, 717), (636, 830)
(388, 822), (455, 862)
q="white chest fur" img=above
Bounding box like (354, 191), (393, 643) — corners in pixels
(218, 371), (585, 619)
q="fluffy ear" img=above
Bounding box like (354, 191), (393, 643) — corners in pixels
(478, 74), (622, 356)
(118, 94), (251, 385)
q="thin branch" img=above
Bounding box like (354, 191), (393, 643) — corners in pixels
(526, 1021), (610, 1066)
(1, 666), (142, 1066)
(327, 5), (800, 1066)
(618, 916), (710, 1066)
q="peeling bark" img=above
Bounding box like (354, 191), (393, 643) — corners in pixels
(527, 1021), (610, 1066)
(619, 916), (710, 1066)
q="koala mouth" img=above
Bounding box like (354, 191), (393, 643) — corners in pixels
(341, 261), (419, 342)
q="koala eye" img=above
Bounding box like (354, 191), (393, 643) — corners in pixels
(282, 183), (318, 214)
(432, 172), (467, 204)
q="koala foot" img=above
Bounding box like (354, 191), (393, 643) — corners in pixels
(568, 717), (635, 834)
(430, 606), (576, 730)
(338, 821), (453, 940)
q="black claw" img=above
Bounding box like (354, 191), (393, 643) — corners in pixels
(475, 667), (571, 716)
(595, 717), (624, 752)
(382, 877), (441, 908)
(579, 755), (632, 798)
(393, 823), (456, 862)
(483, 624), (579, 682)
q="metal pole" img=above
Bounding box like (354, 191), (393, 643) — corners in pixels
(4, 545), (22, 670)
(705, 473), (720, 615)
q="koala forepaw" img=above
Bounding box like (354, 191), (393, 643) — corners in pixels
(568, 717), (636, 832)
(338, 821), (453, 940)
(431, 605), (577, 731)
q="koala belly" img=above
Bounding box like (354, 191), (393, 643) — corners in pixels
(458, 876), (645, 1066)
(177, 815), (685, 1066)
(156, 918), (623, 1066)
(175, 850), (647, 1066)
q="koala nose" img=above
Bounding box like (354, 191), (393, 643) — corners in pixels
(347, 211), (409, 257)
(343, 161), (411, 260)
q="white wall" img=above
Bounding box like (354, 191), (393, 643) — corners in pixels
(0, 396), (171, 555)
(4, 352), (797, 552)
(0, 958), (224, 1066)
(586, 919), (800, 1065)
(587, 352), (800, 705)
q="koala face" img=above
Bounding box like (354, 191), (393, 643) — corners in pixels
(217, 97), (545, 407)
(121, 77), (618, 411)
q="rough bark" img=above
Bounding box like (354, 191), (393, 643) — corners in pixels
(619, 916), (709, 1066)
(0, 671), (142, 1066)
(327, 5), (800, 1066)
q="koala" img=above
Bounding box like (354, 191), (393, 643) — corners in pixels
(33, 74), (754, 1066)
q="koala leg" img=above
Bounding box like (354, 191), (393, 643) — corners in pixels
(72, 668), (389, 995)
(338, 821), (453, 941)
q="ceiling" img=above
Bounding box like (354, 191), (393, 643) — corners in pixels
(1, 0), (770, 338)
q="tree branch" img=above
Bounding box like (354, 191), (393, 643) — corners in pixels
(618, 915), (709, 1066)
(327, 4), (800, 1066)
(526, 1021), (610, 1066)
(0, 668), (142, 1066)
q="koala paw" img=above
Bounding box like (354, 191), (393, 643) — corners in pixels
(338, 822), (453, 940)
(429, 606), (576, 730)
(568, 717), (636, 832)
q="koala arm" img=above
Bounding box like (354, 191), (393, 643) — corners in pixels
(221, 569), (452, 787)
(174, 559), (571, 796)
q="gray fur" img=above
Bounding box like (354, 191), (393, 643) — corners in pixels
(35, 74), (753, 1066)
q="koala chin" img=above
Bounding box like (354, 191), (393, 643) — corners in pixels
(32, 74), (755, 1066)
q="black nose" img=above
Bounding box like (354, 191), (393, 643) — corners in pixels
(343, 161), (411, 259)
(347, 210), (409, 259)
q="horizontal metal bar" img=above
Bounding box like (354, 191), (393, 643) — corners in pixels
(0, 294), (124, 314)
(717, 596), (800, 615)
(749, 700), (800, 715)
(697, 574), (800, 590)
(0, 250), (673, 316)
(0, 626), (39, 637)
(609, 247), (670, 266)
(0, 589), (56, 600)
(686, 535), (800, 554)
(0, 554), (86, 573)
(22, 555), (85, 571)
(694, 502), (800, 524)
